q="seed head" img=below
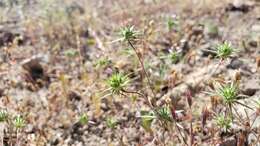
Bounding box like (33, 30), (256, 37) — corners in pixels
(107, 73), (129, 95)
(216, 41), (235, 59)
(120, 26), (138, 41)
(169, 51), (180, 64)
(216, 82), (239, 105)
(157, 106), (172, 122)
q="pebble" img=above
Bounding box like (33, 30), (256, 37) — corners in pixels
(227, 58), (244, 69)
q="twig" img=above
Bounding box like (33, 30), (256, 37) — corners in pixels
(189, 109), (193, 146)
(175, 121), (188, 146)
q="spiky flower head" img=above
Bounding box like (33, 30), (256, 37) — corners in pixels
(107, 73), (129, 94)
(169, 51), (180, 64)
(157, 106), (172, 122)
(216, 82), (239, 105)
(216, 41), (235, 59)
(120, 26), (139, 42)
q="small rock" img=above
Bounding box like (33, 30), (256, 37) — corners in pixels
(0, 30), (23, 47)
(252, 24), (260, 32)
(248, 133), (257, 144)
(218, 136), (237, 146)
(227, 58), (244, 69)
(241, 79), (259, 96)
(242, 88), (257, 96)
(0, 88), (4, 97)
(248, 40), (258, 48)
(50, 138), (60, 145)
(101, 98), (110, 112)
(68, 91), (81, 101)
(178, 39), (189, 55)
(21, 57), (50, 87)
(225, 3), (252, 13)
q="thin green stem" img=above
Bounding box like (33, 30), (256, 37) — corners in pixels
(235, 101), (254, 110)
(128, 40), (156, 99)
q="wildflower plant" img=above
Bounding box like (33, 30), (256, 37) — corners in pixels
(215, 41), (236, 59)
(119, 26), (139, 42)
(215, 114), (232, 133)
(79, 113), (88, 125)
(0, 110), (8, 122)
(64, 49), (78, 58)
(169, 51), (180, 64)
(106, 117), (117, 129)
(140, 111), (156, 132)
(13, 115), (26, 129)
(94, 57), (111, 69)
(118, 26), (156, 98)
(157, 106), (172, 122)
(216, 82), (239, 105)
(167, 18), (176, 31)
(108, 25), (193, 145)
(160, 50), (181, 64)
(207, 81), (240, 118)
(107, 73), (130, 95)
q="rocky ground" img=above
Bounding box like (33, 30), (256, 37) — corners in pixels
(0, 0), (260, 146)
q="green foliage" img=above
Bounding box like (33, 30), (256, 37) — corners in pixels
(216, 41), (235, 59)
(215, 114), (232, 133)
(64, 49), (78, 58)
(86, 38), (96, 46)
(159, 64), (168, 78)
(205, 23), (218, 36)
(167, 18), (176, 31)
(120, 26), (138, 41)
(140, 111), (155, 132)
(106, 117), (117, 129)
(216, 82), (239, 105)
(157, 106), (172, 122)
(256, 99), (260, 108)
(160, 50), (181, 64)
(13, 115), (26, 129)
(169, 51), (180, 64)
(79, 113), (88, 125)
(94, 57), (111, 68)
(0, 110), (8, 122)
(131, 95), (138, 102)
(107, 73), (129, 94)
